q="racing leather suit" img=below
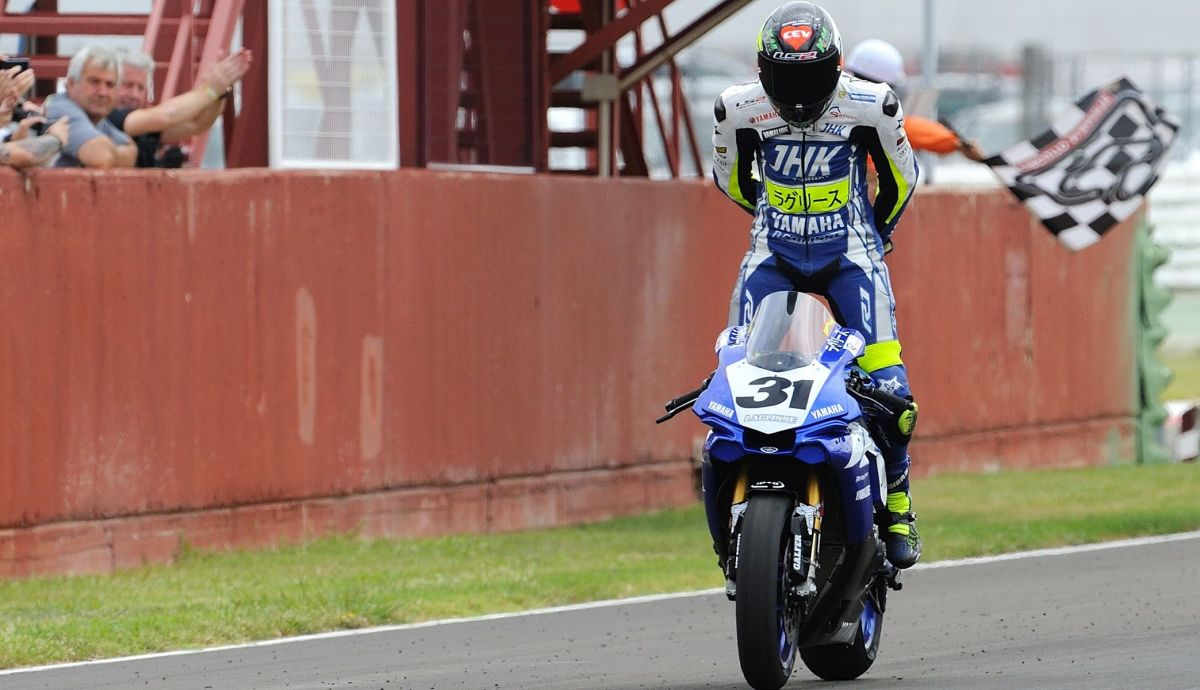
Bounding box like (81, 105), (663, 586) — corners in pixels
(708, 74), (920, 520)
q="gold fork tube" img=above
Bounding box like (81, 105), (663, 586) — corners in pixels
(732, 467), (749, 504)
(806, 471), (822, 532)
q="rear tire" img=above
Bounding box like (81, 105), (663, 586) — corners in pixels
(799, 595), (883, 680)
(735, 493), (797, 690)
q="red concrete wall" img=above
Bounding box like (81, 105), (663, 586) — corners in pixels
(891, 189), (1136, 473)
(0, 168), (1135, 576)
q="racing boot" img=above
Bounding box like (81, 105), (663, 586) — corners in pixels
(883, 490), (922, 569)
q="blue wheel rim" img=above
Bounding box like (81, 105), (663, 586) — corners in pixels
(776, 542), (797, 665)
(859, 598), (879, 648)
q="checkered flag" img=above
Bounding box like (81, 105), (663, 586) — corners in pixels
(985, 77), (1180, 251)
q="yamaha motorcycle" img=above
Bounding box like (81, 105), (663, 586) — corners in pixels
(658, 291), (906, 689)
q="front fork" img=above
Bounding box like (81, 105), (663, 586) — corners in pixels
(724, 467), (823, 602)
(792, 473), (822, 598)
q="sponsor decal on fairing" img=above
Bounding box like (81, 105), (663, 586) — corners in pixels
(809, 403), (845, 419)
(726, 359), (833, 434)
(707, 400), (736, 418)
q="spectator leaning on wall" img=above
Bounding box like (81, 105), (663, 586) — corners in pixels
(108, 47), (252, 168)
(45, 44), (136, 168)
(0, 55), (70, 169)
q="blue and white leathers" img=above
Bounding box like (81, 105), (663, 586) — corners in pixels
(711, 74), (919, 490)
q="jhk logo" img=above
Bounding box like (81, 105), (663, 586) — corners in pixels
(767, 143), (840, 179)
(821, 122), (847, 137)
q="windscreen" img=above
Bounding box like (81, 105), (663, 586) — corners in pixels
(744, 292), (837, 372)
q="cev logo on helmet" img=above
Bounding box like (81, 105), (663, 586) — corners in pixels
(779, 24), (813, 50)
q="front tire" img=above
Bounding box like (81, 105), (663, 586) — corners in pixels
(735, 493), (797, 690)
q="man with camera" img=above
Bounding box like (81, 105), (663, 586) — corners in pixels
(0, 55), (70, 169)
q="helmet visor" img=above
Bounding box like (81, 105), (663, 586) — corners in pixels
(758, 52), (841, 123)
(771, 95), (834, 128)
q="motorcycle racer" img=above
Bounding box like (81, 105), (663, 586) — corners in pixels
(709, 1), (923, 569)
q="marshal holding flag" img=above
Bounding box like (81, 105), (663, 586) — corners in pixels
(983, 77), (1180, 251)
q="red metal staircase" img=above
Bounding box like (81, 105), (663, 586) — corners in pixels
(1, 0), (750, 174)
(546, 0), (754, 177)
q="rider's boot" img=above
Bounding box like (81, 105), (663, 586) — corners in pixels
(883, 490), (922, 569)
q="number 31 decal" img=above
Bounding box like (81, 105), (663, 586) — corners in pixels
(735, 376), (814, 410)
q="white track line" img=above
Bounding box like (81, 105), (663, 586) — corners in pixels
(4, 530), (1199, 677)
(910, 530), (1200, 569)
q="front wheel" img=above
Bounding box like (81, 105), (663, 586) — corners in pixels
(735, 493), (798, 690)
(799, 595), (883, 680)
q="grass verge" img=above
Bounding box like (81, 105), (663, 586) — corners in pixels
(1162, 346), (1200, 400)
(0, 462), (1197, 669)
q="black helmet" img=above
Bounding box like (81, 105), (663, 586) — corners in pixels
(756, 2), (843, 127)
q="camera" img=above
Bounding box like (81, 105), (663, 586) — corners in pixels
(10, 104), (47, 136)
(0, 57), (30, 72)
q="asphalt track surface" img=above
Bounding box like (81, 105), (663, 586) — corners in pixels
(5, 533), (1200, 690)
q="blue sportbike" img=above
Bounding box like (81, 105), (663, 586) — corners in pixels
(658, 291), (906, 688)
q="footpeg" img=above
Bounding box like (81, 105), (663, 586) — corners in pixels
(882, 562), (902, 591)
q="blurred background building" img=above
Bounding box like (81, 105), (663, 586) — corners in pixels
(662, 0), (1199, 344)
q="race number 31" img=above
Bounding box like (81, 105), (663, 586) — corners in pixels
(735, 376), (814, 410)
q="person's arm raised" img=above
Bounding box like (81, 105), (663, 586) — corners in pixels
(120, 50), (248, 138)
(161, 49), (252, 144)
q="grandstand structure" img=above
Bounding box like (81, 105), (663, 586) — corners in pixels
(0, 0), (752, 175)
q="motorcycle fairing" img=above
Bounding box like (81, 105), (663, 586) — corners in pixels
(696, 319), (882, 542)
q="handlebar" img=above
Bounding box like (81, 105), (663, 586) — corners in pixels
(846, 369), (911, 413)
(861, 383), (910, 411)
(655, 383), (707, 424)
(655, 386), (703, 424)
(658, 369), (911, 426)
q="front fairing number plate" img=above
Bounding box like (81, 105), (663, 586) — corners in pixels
(726, 360), (832, 434)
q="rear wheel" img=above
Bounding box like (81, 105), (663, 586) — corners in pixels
(799, 594), (883, 680)
(735, 493), (798, 690)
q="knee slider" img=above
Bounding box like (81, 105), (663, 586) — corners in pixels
(860, 393), (916, 449)
(856, 342), (916, 445)
(891, 397), (918, 445)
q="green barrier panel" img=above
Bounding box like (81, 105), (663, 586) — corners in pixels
(1133, 218), (1173, 464)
